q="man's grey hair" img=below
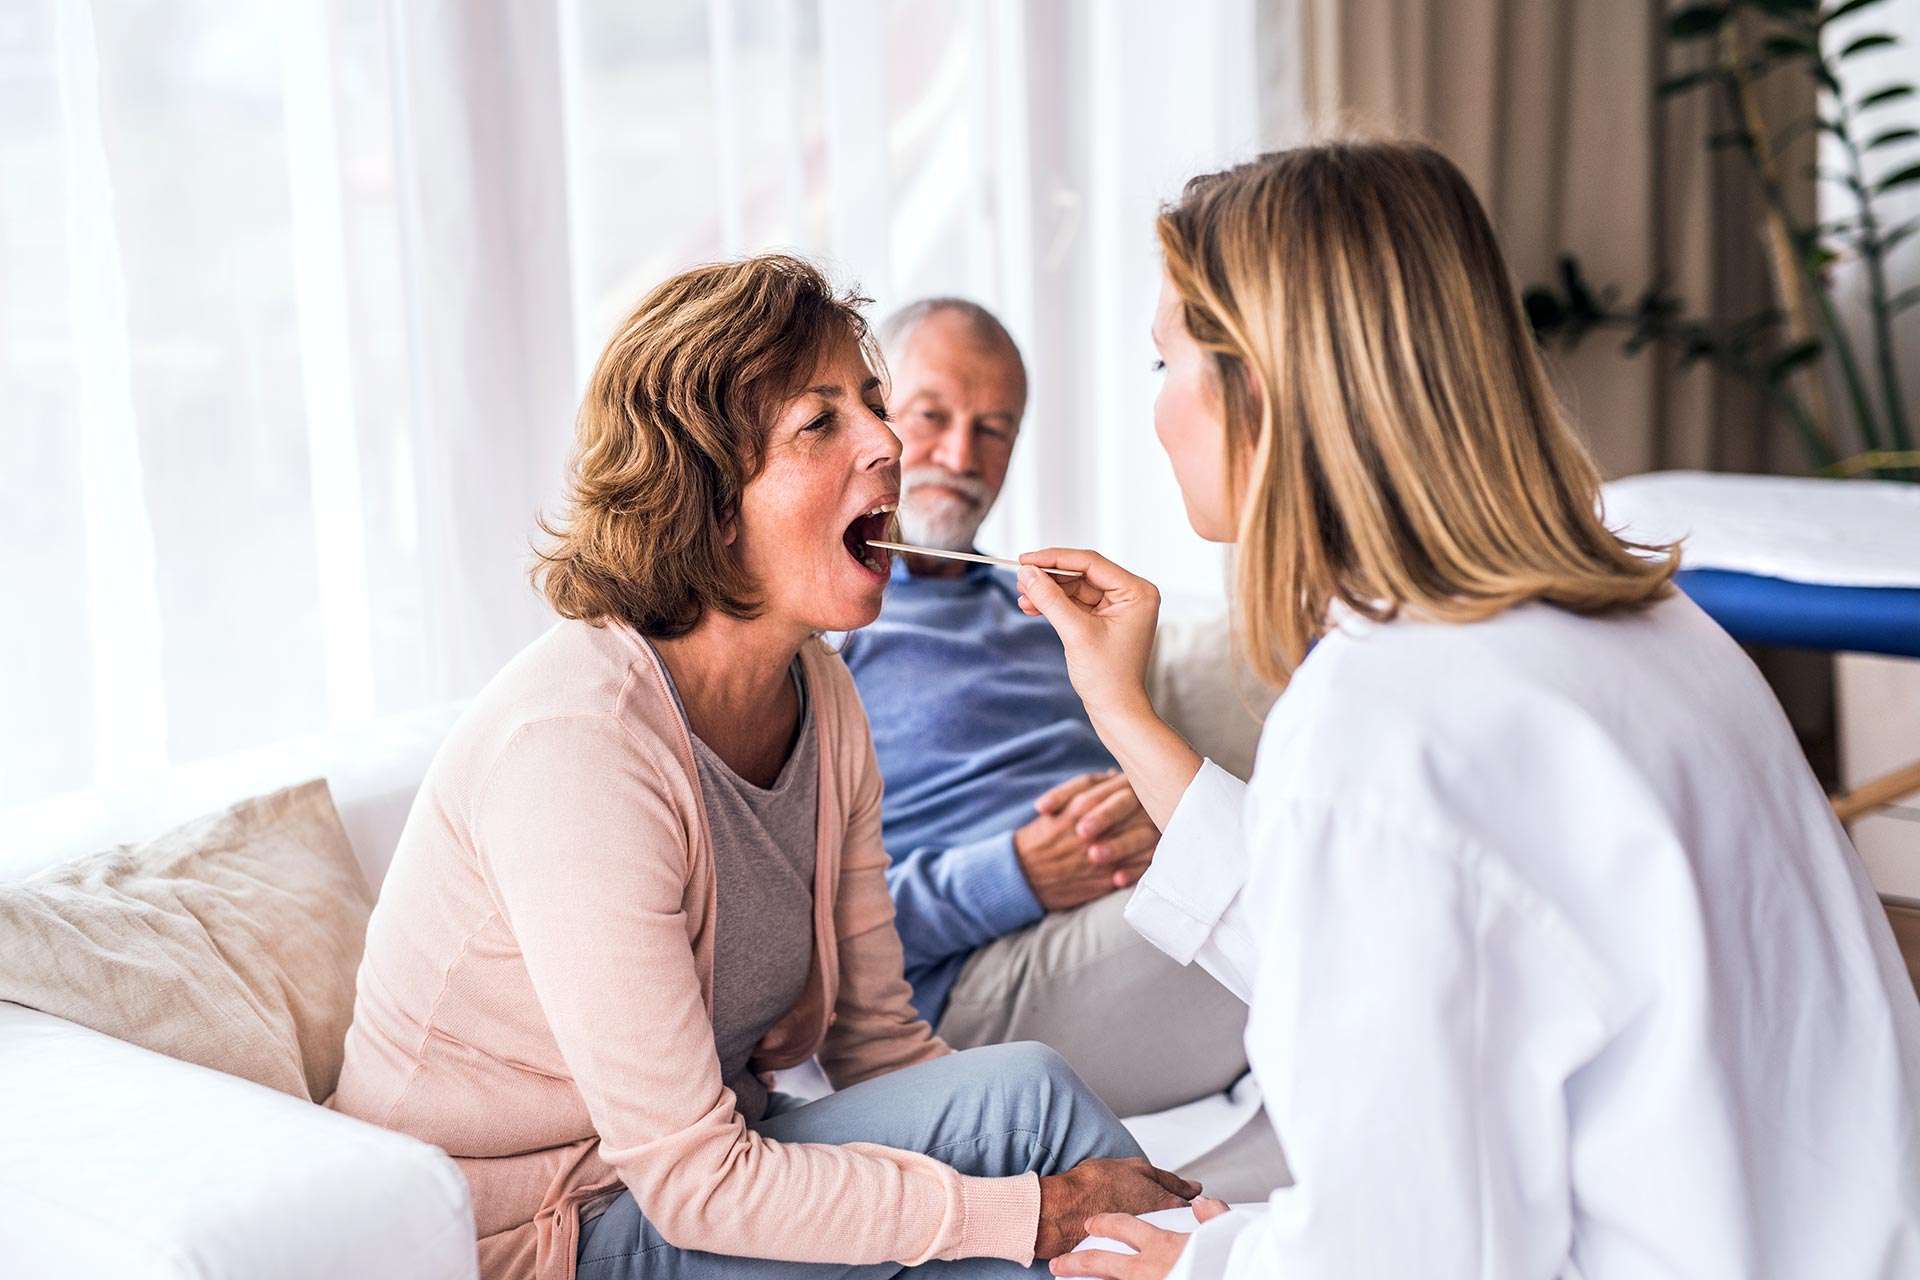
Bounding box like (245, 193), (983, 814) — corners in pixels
(877, 297), (1027, 386)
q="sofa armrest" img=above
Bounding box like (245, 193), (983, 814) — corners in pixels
(0, 1003), (475, 1280)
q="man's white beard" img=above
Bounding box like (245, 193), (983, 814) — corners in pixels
(898, 489), (988, 552)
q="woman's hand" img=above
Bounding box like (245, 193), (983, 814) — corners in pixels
(1017, 549), (1203, 834)
(1015, 549), (1162, 727)
(1034, 1158), (1200, 1259)
(1047, 1198), (1233, 1278)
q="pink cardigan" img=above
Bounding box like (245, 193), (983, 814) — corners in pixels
(330, 619), (1040, 1279)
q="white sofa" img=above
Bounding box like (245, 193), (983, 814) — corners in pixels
(0, 610), (1271, 1279)
(0, 702), (477, 1280)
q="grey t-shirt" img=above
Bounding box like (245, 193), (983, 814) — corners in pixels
(651, 645), (818, 1123)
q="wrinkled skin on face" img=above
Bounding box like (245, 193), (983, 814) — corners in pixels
(733, 337), (903, 634)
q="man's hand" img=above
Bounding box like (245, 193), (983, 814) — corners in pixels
(1033, 1158), (1200, 1260)
(1015, 771), (1160, 912)
(1047, 1198), (1232, 1278)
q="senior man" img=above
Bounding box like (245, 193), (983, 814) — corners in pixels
(840, 298), (1251, 1121)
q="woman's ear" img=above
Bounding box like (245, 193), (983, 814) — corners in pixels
(1236, 354), (1265, 413)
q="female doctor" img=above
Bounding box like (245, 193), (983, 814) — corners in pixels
(1023, 142), (1920, 1280)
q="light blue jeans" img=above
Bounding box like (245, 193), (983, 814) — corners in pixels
(575, 1041), (1143, 1278)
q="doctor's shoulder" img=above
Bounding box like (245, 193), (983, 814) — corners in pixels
(1250, 603), (1606, 780)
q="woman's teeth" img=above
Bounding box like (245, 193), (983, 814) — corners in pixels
(845, 503), (898, 574)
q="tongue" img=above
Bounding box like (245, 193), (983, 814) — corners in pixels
(844, 511), (895, 569)
(844, 513), (877, 563)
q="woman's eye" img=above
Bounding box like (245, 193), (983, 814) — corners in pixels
(802, 413), (834, 434)
(867, 402), (892, 423)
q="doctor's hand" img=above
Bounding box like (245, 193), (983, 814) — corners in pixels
(1047, 1198), (1232, 1279)
(1016, 548), (1161, 727)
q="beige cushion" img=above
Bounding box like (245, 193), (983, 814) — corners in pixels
(0, 780), (373, 1101)
(1148, 613), (1280, 782)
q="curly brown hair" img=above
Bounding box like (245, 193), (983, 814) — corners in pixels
(533, 254), (876, 637)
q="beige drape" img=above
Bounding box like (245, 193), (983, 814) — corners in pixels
(1256, 0), (1819, 480)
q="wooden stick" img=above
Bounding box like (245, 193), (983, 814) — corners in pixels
(1833, 757), (1920, 824)
(864, 540), (1081, 577)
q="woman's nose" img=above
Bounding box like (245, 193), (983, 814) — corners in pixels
(860, 412), (902, 470)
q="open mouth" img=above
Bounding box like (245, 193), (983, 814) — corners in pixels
(842, 503), (898, 576)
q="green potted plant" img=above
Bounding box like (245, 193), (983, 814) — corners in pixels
(1524, 0), (1918, 481)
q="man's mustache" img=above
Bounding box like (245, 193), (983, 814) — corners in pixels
(902, 467), (990, 507)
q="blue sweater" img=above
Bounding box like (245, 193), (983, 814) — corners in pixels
(838, 558), (1117, 1024)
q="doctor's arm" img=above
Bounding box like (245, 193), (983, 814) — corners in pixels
(1064, 805), (1624, 1280)
(1013, 550), (1261, 1001)
(1013, 551), (1202, 830)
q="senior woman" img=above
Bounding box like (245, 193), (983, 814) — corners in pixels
(330, 255), (1191, 1280)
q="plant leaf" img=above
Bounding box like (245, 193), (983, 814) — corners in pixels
(1767, 339), (1825, 382)
(1679, 333), (1719, 366)
(1820, 0), (1887, 26)
(1883, 217), (1918, 252)
(1839, 33), (1899, 58)
(1523, 287), (1568, 335)
(1857, 83), (1916, 109)
(1867, 126), (1920, 150)
(1733, 307), (1787, 339)
(1661, 69), (1720, 96)
(1876, 161), (1920, 195)
(1890, 285), (1920, 312)
(1558, 256), (1606, 319)
(1668, 4), (1729, 38)
(1776, 114), (1846, 144)
(1763, 34), (1820, 59)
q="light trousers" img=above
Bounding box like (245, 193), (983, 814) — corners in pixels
(575, 1041), (1141, 1279)
(936, 888), (1251, 1117)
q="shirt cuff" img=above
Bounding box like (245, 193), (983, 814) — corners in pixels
(1126, 759), (1248, 965)
(1165, 1203), (1266, 1280)
(949, 829), (1045, 937)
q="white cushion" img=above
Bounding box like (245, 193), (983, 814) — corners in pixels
(0, 1002), (476, 1279)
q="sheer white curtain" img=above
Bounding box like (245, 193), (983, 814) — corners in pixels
(562, 0), (1268, 577)
(1, 0), (1277, 819)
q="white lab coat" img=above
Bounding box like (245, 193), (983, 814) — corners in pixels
(1127, 593), (1920, 1279)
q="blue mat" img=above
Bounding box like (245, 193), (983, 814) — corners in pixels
(1676, 569), (1920, 660)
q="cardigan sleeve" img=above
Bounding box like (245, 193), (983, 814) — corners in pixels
(473, 712), (1036, 1267)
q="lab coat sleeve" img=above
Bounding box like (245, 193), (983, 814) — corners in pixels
(1173, 798), (1624, 1279)
(1124, 759), (1261, 1003)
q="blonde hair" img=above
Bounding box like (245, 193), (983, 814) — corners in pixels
(533, 254), (876, 637)
(1156, 141), (1677, 687)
